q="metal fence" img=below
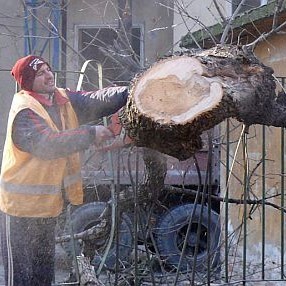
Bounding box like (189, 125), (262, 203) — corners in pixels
(1, 68), (286, 285)
(60, 74), (286, 286)
(220, 77), (286, 286)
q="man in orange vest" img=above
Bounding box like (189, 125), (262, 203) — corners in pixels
(0, 55), (129, 286)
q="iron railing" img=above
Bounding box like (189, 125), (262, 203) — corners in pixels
(1, 68), (286, 285)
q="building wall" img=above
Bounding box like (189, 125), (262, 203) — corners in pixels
(255, 33), (286, 77)
(173, 0), (231, 50)
(0, 2), (26, 160)
(0, 1), (67, 160)
(219, 33), (286, 280)
(65, 0), (174, 89)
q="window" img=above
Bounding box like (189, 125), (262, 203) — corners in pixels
(78, 26), (142, 90)
(232, 0), (268, 14)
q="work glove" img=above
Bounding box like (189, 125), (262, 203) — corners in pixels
(93, 113), (133, 152)
(107, 112), (133, 146)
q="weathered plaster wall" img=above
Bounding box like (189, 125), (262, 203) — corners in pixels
(219, 33), (286, 281)
(255, 33), (286, 77)
(173, 0), (231, 51)
(0, 2), (26, 162)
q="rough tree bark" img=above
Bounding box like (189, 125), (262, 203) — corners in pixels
(120, 45), (279, 161)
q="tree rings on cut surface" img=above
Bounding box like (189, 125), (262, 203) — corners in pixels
(133, 56), (223, 125)
(120, 46), (276, 160)
(120, 55), (227, 160)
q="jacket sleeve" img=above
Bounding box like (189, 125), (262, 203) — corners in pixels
(12, 109), (96, 160)
(67, 86), (129, 125)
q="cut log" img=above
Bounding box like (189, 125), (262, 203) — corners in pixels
(120, 45), (277, 160)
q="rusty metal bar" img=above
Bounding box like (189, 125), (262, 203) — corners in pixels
(261, 125), (266, 279)
(224, 119), (230, 283)
(281, 76), (285, 279)
(242, 126), (248, 286)
(280, 126), (285, 279)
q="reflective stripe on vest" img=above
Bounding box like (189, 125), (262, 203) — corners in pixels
(0, 171), (81, 195)
(0, 179), (61, 195)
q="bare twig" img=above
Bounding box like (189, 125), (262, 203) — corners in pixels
(213, 0), (227, 23)
(272, 0), (285, 29)
(246, 19), (286, 48)
(220, 0), (247, 44)
(158, 0), (218, 46)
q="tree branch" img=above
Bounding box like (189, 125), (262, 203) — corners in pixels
(220, 0), (247, 44)
(165, 185), (286, 213)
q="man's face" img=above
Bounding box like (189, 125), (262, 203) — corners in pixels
(32, 63), (55, 95)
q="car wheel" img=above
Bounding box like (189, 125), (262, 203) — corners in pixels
(154, 203), (220, 272)
(64, 202), (133, 271)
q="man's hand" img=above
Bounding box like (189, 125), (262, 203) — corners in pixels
(94, 125), (115, 146)
(107, 112), (133, 146)
(93, 113), (133, 152)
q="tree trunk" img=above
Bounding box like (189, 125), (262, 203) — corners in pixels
(120, 45), (279, 160)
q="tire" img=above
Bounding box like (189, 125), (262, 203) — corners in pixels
(64, 202), (133, 271)
(154, 203), (220, 272)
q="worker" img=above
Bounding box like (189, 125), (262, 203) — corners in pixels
(0, 55), (129, 286)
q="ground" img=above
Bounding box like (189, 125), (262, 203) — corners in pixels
(0, 244), (70, 286)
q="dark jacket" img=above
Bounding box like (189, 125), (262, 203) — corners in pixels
(12, 86), (128, 160)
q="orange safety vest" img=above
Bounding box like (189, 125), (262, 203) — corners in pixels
(0, 88), (83, 217)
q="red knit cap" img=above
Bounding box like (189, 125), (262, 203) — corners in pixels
(11, 55), (49, 91)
